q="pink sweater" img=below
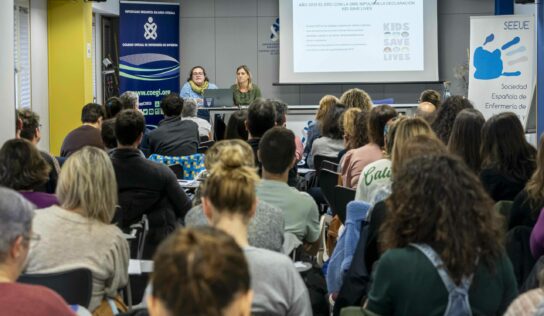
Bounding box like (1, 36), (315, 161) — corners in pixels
(341, 143), (384, 188)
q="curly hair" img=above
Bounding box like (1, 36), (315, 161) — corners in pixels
(0, 139), (50, 190)
(481, 112), (535, 182)
(430, 95), (473, 144)
(18, 109), (40, 141)
(340, 88), (373, 111)
(382, 154), (504, 284)
(342, 108), (369, 150)
(316, 95), (339, 121)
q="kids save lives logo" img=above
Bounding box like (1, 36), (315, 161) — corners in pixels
(383, 22), (411, 62)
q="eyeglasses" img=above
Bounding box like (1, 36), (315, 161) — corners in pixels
(192, 72), (204, 76)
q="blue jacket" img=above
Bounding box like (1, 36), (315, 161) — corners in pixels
(180, 82), (218, 121)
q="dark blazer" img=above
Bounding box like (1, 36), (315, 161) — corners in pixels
(147, 116), (199, 157)
(110, 148), (192, 257)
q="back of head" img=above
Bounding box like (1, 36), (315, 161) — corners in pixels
(101, 119), (117, 150)
(259, 127), (296, 175)
(151, 226), (250, 316)
(415, 102), (437, 122)
(448, 108), (485, 173)
(0, 139), (50, 191)
(340, 88), (373, 111)
(18, 109), (40, 141)
(272, 100), (288, 126)
(81, 103), (105, 124)
(526, 135), (544, 208)
(115, 110), (145, 146)
(342, 108), (369, 150)
(368, 105), (398, 148)
(246, 98), (276, 138)
(160, 93), (183, 117)
(431, 95), (473, 144)
(202, 145), (259, 217)
(481, 112), (535, 180)
(56, 146), (117, 223)
(383, 153), (504, 284)
(316, 95), (339, 121)
(391, 118), (439, 173)
(419, 89), (441, 107)
(225, 110), (249, 140)
(181, 99), (198, 118)
(119, 91), (139, 110)
(0, 187), (34, 264)
(104, 97), (123, 119)
(320, 103), (346, 140)
(204, 139), (255, 170)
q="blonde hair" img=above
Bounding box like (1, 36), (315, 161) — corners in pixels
(342, 108), (362, 150)
(391, 117), (437, 173)
(56, 147), (117, 223)
(204, 139), (255, 170)
(340, 88), (373, 111)
(316, 95), (339, 121)
(202, 145), (259, 219)
(235, 65), (254, 91)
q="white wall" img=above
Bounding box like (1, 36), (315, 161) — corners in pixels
(93, 0), (119, 16)
(30, 0), (49, 151)
(0, 0), (16, 144)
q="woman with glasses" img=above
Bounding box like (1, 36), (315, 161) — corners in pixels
(25, 146), (129, 313)
(180, 66), (218, 121)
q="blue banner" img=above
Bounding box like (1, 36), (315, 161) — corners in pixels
(119, 1), (180, 126)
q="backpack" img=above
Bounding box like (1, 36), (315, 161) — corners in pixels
(411, 243), (473, 316)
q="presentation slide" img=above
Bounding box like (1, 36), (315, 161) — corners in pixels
(279, 0), (439, 84)
(293, 1), (423, 73)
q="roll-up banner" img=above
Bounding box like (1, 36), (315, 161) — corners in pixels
(119, 1), (180, 127)
(468, 15), (535, 128)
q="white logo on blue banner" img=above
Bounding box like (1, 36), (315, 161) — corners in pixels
(468, 15), (535, 127)
(144, 17), (158, 40)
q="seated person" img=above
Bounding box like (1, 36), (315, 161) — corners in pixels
(185, 139), (285, 252)
(101, 118), (117, 153)
(0, 187), (75, 316)
(111, 110), (192, 258)
(60, 103), (105, 157)
(26, 147), (129, 313)
(245, 98), (276, 166)
(18, 109), (60, 193)
(303, 95), (339, 162)
(0, 139), (58, 208)
(225, 110), (249, 140)
(146, 93), (199, 157)
(256, 127), (320, 246)
(181, 99), (212, 140)
(148, 227), (253, 316)
(307, 103), (346, 169)
(201, 147), (312, 315)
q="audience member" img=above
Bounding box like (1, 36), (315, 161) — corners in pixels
(419, 89), (441, 107)
(341, 108), (368, 152)
(510, 135), (544, 229)
(148, 227), (253, 316)
(303, 95), (339, 162)
(273, 100), (304, 162)
(0, 139), (58, 208)
(225, 109), (249, 140)
(104, 96), (123, 119)
(111, 110), (192, 257)
(530, 206), (544, 259)
(339, 88), (372, 110)
(307, 103), (346, 168)
(201, 145), (312, 315)
(26, 147), (129, 312)
(119, 91), (139, 110)
(181, 99), (212, 140)
(17, 108), (60, 193)
(359, 154), (517, 315)
(431, 95), (474, 144)
(245, 98), (276, 166)
(60, 103), (105, 157)
(415, 102), (437, 122)
(101, 118), (117, 151)
(0, 187), (75, 316)
(185, 139), (285, 252)
(505, 271), (544, 316)
(341, 105), (397, 188)
(480, 112), (536, 202)
(447, 108), (485, 173)
(257, 127), (320, 246)
(146, 93), (199, 156)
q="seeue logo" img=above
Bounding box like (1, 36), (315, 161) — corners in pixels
(270, 17), (279, 42)
(473, 33), (527, 80)
(144, 17), (158, 40)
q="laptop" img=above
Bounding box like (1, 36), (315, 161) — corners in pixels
(203, 89), (234, 107)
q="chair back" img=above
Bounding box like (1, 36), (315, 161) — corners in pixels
(126, 215), (150, 260)
(167, 164), (184, 180)
(319, 169), (340, 212)
(311, 155), (339, 188)
(18, 268), (93, 308)
(334, 186), (356, 223)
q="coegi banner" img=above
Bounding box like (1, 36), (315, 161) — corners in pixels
(469, 15), (535, 127)
(119, 1), (180, 126)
